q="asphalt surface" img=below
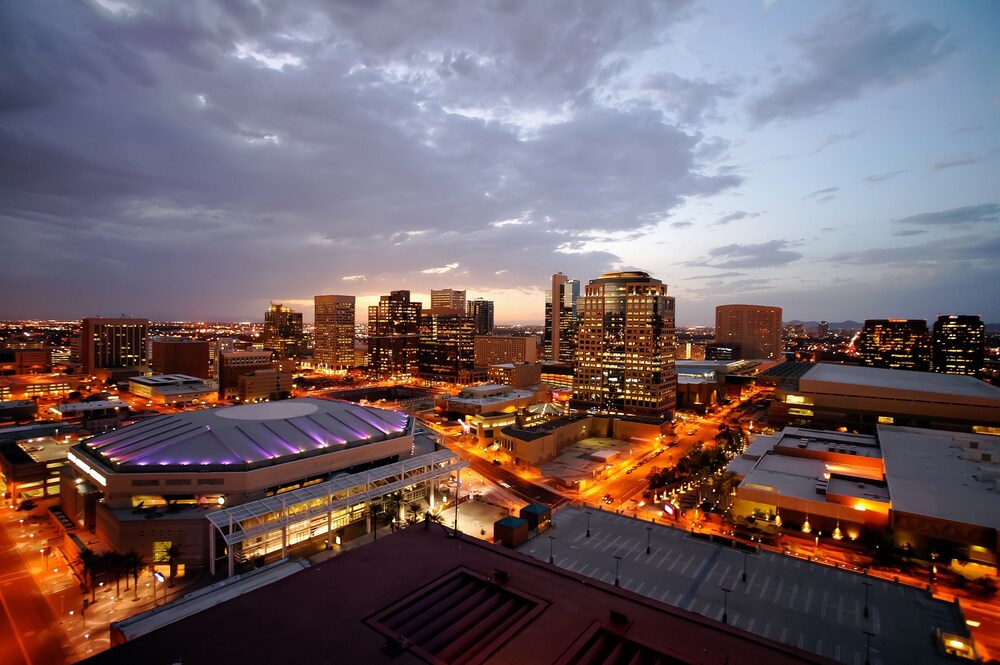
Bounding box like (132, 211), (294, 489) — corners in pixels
(518, 506), (969, 665)
(0, 517), (70, 665)
(463, 454), (568, 509)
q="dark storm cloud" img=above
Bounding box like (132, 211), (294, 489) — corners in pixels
(0, 0), (744, 319)
(895, 204), (999, 226)
(864, 170), (907, 183)
(686, 240), (802, 269)
(749, 3), (953, 124)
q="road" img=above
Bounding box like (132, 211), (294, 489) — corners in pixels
(0, 517), (71, 665)
(463, 455), (568, 509)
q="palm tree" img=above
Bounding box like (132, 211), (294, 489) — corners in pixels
(78, 548), (100, 603)
(166, 544), (182, 588)
(122, 550), (144, 600)
(103, 551), (126, 599)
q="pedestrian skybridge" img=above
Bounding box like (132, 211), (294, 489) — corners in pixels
(207, 450), (467, 576)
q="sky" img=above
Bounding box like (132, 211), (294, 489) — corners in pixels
(1, 1), (998, 326)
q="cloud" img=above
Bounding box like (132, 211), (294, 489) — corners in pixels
(341, 275), (365, 281)
(815, 130), (863, 153)
(804, 187), (839, 199)
(895, 204), (999, 226)
(827, 234), (1000, 265)
(892, 229), (926, 237)
(687, 240), (803, 269)
(420, 262), (460, 274)
(670, 221), (694, 229)
(714, 210), (760, 226)
(688, 271), (747, 280)
(930, 155), (978, 171)
(864, 170), (906, 183)
(952, 125), (982, 135)
(748, 4), (953, 124)
(642, 71), (739, 126)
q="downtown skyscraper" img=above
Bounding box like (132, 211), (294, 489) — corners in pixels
(368, 290), (422, 377)
(571, 271), (676, 420)
(544, 273), (579, 363)
(932, 315), (984, 376)
(714, 304), (783, 361)
(314, 295), (356, 372)
(262, 303), (304, 360)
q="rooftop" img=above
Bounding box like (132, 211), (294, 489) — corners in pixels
(76, 398), (410, 473)
(879, 425), (1000, 530)
(87, 517), (832, 665)
(802, 363), (1000, 400)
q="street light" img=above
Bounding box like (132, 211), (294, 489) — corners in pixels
(614, 555), (622, 587)
(586, 511), (591, 538)
(721, 586), (732, 624)
(863, 629), (875, 665)
(645, 526), (652, 555)
(862, 580), (872, 618)
(548, 536), (555, 564)
(154, 571), (165, 606)
(742, 551), (748, 583)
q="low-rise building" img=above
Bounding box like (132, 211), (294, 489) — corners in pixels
(128, 375), (217, 405)
(770, 362), (1000, 434)
(49, 400), (126, 433)
(487, 362), (542, 388)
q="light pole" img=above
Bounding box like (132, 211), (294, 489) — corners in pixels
(742, 551), (748, 583)
(614, 555), (622, 587)
(721, 586), (731, 624)
(863, 629), (875, 665)
(548, 536), (555, 564)
(586, 511), (591, 538)
(154, 571), (165, 606)
(862, 580), (872, 618)
(645, 526), (652, 555)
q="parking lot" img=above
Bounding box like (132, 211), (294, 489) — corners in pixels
(518, 507), (968, 665)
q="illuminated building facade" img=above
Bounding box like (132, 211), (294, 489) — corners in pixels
(314, 295), (356, 371)
(544, 273), (579, 363)
(466, 297), (495, 334)
(473, 335), (537, 366)
(571, 271), (676, 420)
(417, 310), (476, 383)
(262, 303), (304, 360)
(368, 290), (422, 377)
(857, 319), (930, 371)
(714, 304), (783, 361)
(430, 288), (466, 311)
(80, 317), (149, 375)
(932, 314), (984, 376)
(59, 399), (441, 570)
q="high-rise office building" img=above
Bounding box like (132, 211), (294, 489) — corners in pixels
(80, 317), (149, 375)
(262, 304), (304, 360)
(714, 305), (783, 360)
(150, 338), (210, 378)
(544, 273), (580, 363)
(368, 290), (422, 377)
(817, 321), (829, 338)
(473, 336), (537, 366)
(571, 271), (676, 420)
(417, 310), (476, 383)
(932, 315), (984, 376)
(466, 298), (495, 335)
(314, 295), (356, 372)
(856, 319), (931, 371)
(430, 289), (466, 312)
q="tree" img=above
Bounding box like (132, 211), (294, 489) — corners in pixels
(78, 548), (101, 603)
(122, 550), (144, 601)
(102, 551), (126, 599)
(166, 544), (182, 587)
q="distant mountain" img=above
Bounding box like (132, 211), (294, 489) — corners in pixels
(785, 320), (863, 331)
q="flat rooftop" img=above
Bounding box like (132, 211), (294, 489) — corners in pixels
(86, 516), (833, 665)
(879, 425), (1000, 529)
(518, 507), (965, 665)
(802, 363), (1000, 400)
(774, 427), (881, 460)
(741, 453), (889, 505)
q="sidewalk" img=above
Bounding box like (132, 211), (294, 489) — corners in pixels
(0, 499), (206, 663)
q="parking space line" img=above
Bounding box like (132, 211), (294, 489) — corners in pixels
(763, 622), (771, 639)
(788, 583), (798, 608)
(780, 627), (788, 644)
(758, 576), (770, 599)
(746, 617), (755, 632)
(773, 579), (783, 603)
(820, 591), (828, 618)
(816, 638), (822, 656)
(743, 571), (758, 594)
(837, 596), (844, 623)
(804, 587), (813, 613)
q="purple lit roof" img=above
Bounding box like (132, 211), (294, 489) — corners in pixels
(82, 398), (410, 471)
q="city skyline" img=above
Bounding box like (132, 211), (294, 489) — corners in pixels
(2, 1), (998, 326)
